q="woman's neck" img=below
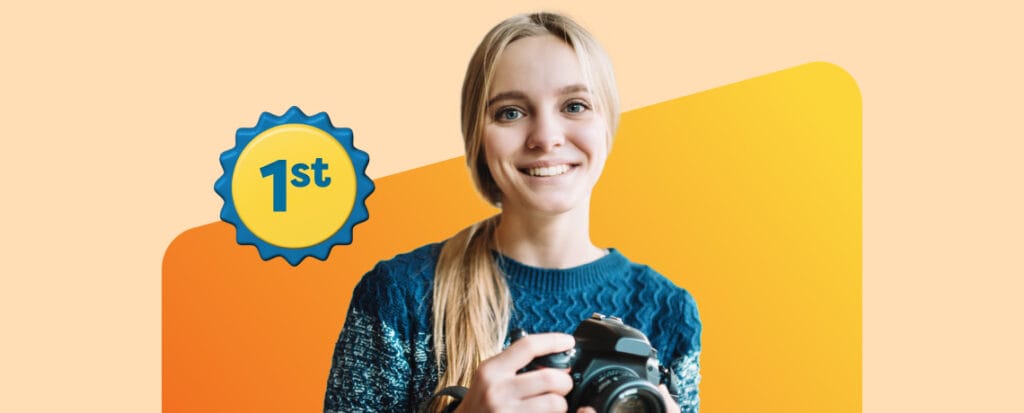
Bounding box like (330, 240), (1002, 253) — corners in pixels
(494, 205), (606, 269)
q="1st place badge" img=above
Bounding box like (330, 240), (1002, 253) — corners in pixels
(215, 107), (374, 266)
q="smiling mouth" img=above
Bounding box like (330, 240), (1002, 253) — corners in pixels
(519, 164), (576, 177)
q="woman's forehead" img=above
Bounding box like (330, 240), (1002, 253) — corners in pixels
(489, 34), (586, 99)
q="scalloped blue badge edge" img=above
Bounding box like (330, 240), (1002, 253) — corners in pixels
(214, 106), (375, 266)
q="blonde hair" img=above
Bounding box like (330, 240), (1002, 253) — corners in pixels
(428, 12), (620, 410)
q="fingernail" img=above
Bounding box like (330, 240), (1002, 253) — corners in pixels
(562, 334), (575, 346)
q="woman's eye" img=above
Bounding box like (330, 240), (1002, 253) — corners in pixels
(565, 102), (588, 114)
(496, 108), (523, 121)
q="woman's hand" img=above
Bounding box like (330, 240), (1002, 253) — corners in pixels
(575, 384), (681, 413)
(453, 333), (576, 413)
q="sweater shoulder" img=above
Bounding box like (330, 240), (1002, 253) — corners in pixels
(374, 243), (441, 279)
(362, 243), (439, 285)
(627, 260), (697, 306)
(623, 259), (702, 356)
(350, 243), (441, 314)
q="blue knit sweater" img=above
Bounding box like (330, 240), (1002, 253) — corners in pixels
(324, 243), (702, 412)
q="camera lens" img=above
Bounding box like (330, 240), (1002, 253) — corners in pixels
(579, 367), (665, 413)
(608, 389), (661, 413)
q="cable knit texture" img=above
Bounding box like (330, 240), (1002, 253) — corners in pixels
(325, 243), (702, 412)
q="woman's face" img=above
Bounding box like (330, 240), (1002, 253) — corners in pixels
(483, 34), (609, 216)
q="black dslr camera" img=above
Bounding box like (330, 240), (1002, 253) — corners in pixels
(512, 313), (680, 413)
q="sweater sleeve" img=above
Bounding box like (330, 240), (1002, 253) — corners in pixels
(671, 348), (702, 413)
(324, 263), (415, 413)
(669, 289), (702, 413)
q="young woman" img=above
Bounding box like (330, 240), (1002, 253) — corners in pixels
(325, 12), (701, 413)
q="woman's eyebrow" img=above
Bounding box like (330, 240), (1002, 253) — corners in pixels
(487, 91), (527, 107)
(559, 84), (589, 95)
(487, 84), (590, 107)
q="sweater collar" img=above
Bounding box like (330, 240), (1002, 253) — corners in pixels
(494, 248), (627, 292)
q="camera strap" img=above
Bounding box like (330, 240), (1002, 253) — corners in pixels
(418, 385), (468, 413)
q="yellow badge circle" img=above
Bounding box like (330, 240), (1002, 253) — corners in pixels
(232, 124), (356, 249)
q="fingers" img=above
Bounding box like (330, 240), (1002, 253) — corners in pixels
(508, 368), (574, 398)
(486, 333), (574, 373)
(517, 393), (569, 412)
(462, 334), (575, 413)
(659, 384), (681, 413)
(461, 369), (571, 413)
(576, 407), (597, 413)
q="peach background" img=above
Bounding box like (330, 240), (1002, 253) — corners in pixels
(1, 1), (1021, 412)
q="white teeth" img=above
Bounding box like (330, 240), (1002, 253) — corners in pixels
(526, 164), (571, 177)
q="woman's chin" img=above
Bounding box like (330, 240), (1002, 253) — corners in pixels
(516, 197), (586, 216)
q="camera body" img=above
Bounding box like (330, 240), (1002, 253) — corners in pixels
(513, 313), (679, 413)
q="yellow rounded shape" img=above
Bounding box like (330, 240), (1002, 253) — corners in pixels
(232, 124), (356, 249)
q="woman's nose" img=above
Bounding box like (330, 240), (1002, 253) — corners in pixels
(526, 112), (565, 151)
